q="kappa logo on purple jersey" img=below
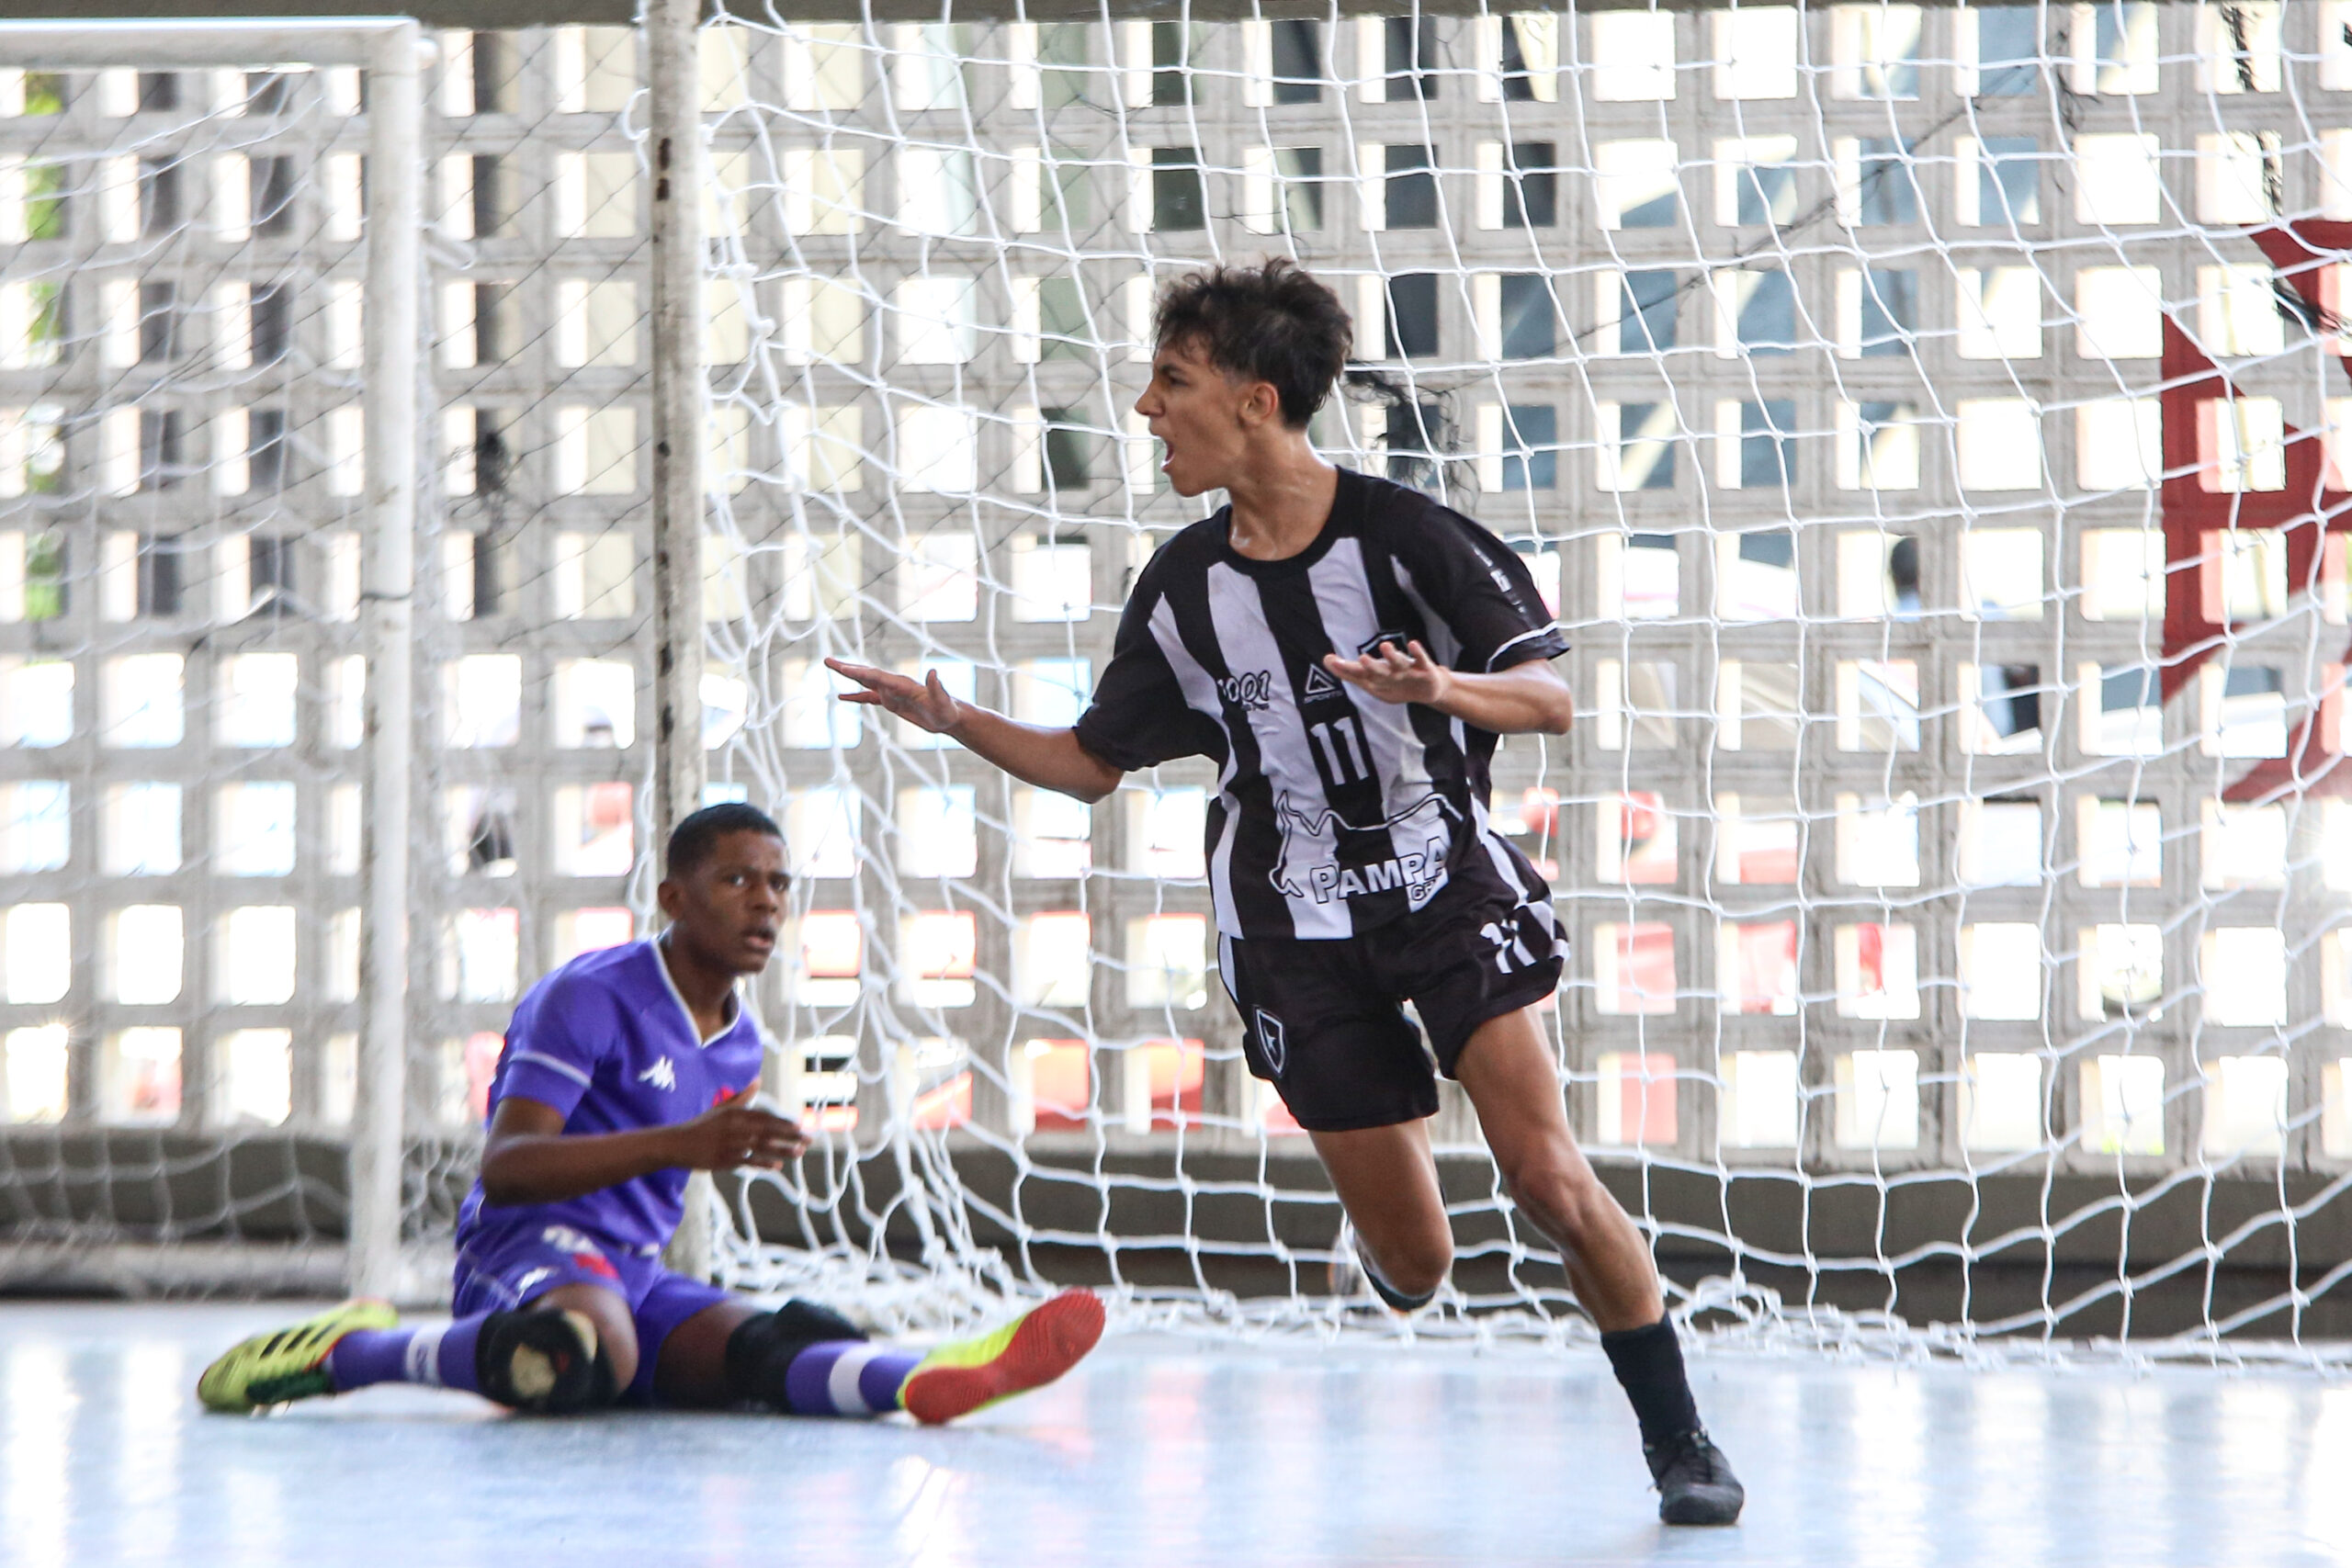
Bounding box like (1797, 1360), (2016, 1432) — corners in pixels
(638, 1057), (677, 1092)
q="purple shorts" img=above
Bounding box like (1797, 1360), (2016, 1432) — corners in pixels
(452, 1221), (733, 1405)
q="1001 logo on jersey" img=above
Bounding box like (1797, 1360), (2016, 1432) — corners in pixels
(1218, 670), (1275, 711)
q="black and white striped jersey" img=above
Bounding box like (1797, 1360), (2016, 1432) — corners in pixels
(1074, 467), (1569, 941)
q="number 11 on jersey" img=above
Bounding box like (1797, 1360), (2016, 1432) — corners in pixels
(1308, 716), (1371, 785)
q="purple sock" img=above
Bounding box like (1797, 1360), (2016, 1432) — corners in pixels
(778, 1341), (925, 1416)
(328, 1315), (488, 1395)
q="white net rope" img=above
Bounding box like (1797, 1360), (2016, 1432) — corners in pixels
(0, 60), (378, 1287)
(687, 2), (2352, 1360)
(8, 11), (2352, 1362)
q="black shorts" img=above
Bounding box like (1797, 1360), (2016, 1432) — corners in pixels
(1217, 836), (1568, 1133)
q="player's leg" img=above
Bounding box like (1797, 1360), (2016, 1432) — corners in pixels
(639, 1276), (902, 1411)
(1396, 852), (1743, 1524)
(198, 1280), (627, 1416)
(199, 1227), (639, 1415)
(1453, 1009), (1742, 1525)
(320, 1276), (631, 1413)
(1221, 930), (1452, 1308)
(1453, 1009), (1660, 1330)
(498, 1280), (636, 1404)
(653, 1295), (769, 1406)
(648, 1280), (1104, 1422)
(433, 1231), (637, 1411)
(1309, 1118), (1453, 1308)
(662, 1292), (922, 1415)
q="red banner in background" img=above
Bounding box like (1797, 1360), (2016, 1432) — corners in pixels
(2156, 221), (2352, 798)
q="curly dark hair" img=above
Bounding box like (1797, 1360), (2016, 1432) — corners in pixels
(1152, 258), (1353, 429)
(665, 801), (784, 877)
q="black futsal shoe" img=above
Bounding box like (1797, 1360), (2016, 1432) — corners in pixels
(1646, 1428), (1745, 1526)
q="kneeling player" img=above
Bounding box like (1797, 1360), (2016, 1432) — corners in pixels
(828, 261), (1742, 1524)
(199, 804), (1102, 1423)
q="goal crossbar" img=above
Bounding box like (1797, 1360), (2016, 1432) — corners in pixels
(0, 1), (2007, 29)
(0, 16), (421, 66)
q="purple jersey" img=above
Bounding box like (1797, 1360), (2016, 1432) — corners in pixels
(455, 939), (767, 1258)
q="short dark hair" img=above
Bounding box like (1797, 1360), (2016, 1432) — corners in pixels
(1153, 258), (1351, 429)
(665, 802), (784, 878)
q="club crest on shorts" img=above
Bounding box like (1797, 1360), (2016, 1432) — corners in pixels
(1254, 1009), (1288, 1077)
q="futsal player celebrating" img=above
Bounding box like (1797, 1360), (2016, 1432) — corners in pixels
(198, 804), (1103, 1422)
(827, 260), (1743, 1525)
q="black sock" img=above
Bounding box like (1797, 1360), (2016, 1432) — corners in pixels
(1600, 1318), (1702, 1451)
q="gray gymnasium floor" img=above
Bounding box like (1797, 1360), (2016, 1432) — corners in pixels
(0, 1302), (2342, 1567)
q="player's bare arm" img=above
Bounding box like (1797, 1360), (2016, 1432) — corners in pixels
(1322, 639), (1574, 736)
(478, 1088), (808, 1207)
(824, 656), (1124, 802)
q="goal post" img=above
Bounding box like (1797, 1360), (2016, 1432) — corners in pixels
(647, 0), (716, 1280)
(0, 18), (422, 1299)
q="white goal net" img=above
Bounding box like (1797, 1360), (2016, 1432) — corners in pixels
(0, 25), (421, 1299)
(683, 0), (2352, 1356)
(9, 4), (2352, 1359)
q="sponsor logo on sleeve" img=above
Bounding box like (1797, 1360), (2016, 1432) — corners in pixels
(1217, 670), (1275, 711)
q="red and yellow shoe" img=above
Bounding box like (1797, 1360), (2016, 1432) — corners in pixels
(899, 1288), (1105, 1425)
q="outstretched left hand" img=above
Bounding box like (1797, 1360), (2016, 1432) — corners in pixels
(1323, 639), (1453, 707)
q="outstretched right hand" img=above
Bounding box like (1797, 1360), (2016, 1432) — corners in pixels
(825, 658), (965, 735)
(670, 1086), (808, 1172)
